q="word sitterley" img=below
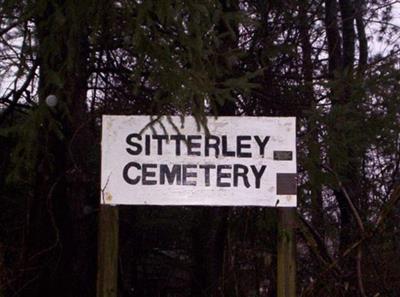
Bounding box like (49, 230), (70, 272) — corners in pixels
(122, 133), (270, 188)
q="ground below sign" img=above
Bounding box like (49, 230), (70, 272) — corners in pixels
(101, 115), (297, 206)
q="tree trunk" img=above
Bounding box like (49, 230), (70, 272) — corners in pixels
(325, 0), (342, 79)
(325, 1), (366, 295)
(299, 0), (324, 239)
(19, 2), (95, 296)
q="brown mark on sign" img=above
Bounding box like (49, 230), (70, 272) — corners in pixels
(276, 173), (297, 195)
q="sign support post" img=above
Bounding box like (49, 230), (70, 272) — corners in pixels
(277, 207), (296, 297)
(96, 205), (119, 297)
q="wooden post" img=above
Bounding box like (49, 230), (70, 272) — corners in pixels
(277, 207), (296, 297)
(97, 205), (119, 297)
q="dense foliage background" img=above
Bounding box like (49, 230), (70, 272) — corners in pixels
(0, 0), (400, 296)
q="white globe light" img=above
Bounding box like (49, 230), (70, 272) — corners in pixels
(46, 94), (58, 107)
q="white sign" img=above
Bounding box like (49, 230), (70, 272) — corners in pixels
(101, 115), (297, 207)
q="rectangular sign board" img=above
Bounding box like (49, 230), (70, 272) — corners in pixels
(101, 115), (297, 207)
